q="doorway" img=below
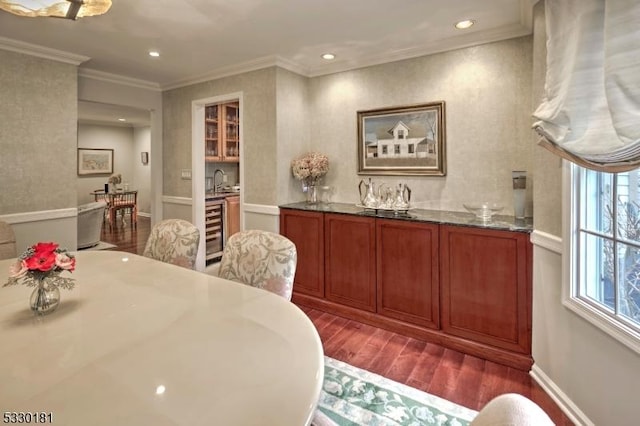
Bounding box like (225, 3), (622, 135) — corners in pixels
(191, 92), (244, 272)
(78, 100), (153, 249)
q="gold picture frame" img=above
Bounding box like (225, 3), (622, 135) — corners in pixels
(357, 101), (446, 176)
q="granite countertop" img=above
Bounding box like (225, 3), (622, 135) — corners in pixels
(279, 202), (533, 233)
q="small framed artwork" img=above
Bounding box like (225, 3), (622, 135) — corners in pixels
(141, 151), (149, 165)
(357, 101), (446, 176)
(77, 148), (114, 176)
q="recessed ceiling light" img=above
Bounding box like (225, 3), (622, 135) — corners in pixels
(118, 118), (126, 122)
(454, 19), (475, 29)
(149, 51), (160, 57)
(321, 53), (336, 60)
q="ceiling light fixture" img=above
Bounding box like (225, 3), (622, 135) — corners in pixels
(321, 53), (336, 60)
(454, 19), (476, 30)
(0, 0), (112, 20)
(149, 51), (160, 57)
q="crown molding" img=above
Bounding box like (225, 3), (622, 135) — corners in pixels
(164, 15), (532, 88)
(1, 0), (538, 90)
(521, 0), (539, 29)
(273, 56), (310, 78)
(78, 68), (161, 91)
(0, 36), (89, 65)
(162, 54), (309, 91)
(307, 22), (532, 77)
(297, 0), (535, 78)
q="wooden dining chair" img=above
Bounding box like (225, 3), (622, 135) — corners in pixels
(143, 219), (200, 269)
(109, 191), (137, 228)
(0, 220), (17, 260)
(218, 230), (297, 300)
(93, 190), (108, 203)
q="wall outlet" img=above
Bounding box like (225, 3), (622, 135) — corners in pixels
(222, 174), (228, 183)
(181, 169), (192, 180)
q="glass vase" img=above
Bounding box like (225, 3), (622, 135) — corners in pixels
(306, 184), (318, 204)
(30, 279), (60, 315)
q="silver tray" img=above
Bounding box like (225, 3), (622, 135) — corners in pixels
(355, 204), (412, 214)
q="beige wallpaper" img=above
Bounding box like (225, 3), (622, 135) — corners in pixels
(162, 68), (277, 205)
(275, 68), (310, 204)
(308, 37), (534, 214)
(531, 1), (563, 236)
(163, 37), (536, 216)
(0, 50), (78, 214)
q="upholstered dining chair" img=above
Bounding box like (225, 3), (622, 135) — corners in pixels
(0, 220), (17, 260)
(143, 219), (200, 269)
(218, 230), (297, 300)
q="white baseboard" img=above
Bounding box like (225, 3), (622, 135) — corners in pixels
(530, 364), (593, 426)
(0, 208), (77, 224)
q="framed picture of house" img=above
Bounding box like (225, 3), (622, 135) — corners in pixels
(357, 101), (446, 176)
(77, 148), (114, 176)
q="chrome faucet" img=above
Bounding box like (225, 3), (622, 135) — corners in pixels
(213, 169), (226, 192)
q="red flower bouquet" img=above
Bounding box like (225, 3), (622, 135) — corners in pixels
(4, 242), (76, 314)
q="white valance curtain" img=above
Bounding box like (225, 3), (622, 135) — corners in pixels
(532, 0), (640, 172)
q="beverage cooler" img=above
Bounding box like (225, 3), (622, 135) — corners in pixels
(205, 199), (225, 264)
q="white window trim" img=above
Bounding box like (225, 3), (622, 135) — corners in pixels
(563, 161), (640, 354)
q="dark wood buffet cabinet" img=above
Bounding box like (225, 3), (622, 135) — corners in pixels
(280, 204), (533, 370)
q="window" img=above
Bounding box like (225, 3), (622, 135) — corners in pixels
(408, 144), (415, 154)
(382, 145), (388, 155)
(397, 129), (406, 139)
(394, 144), (400, 155)
(571, 164), (640, 351)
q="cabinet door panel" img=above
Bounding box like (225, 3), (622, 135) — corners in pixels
(325, 214), (376, 312)
(440, 225), (531, 353)
(280, 210), (324, 297)
(377, 219), (439, 328)
(225, 196), (240, 239)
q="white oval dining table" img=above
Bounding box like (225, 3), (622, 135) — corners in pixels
(0, 251), (324, 426)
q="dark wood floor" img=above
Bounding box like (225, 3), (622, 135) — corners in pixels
(100, 215), (151, 255)
(102, 218), (573, 425)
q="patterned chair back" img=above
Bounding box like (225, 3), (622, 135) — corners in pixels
(218, 230), (297, 300)
(0, 220), (17, 260)
(143, 219), (200, 269)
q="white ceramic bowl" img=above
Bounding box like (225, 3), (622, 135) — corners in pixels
(463, 202), (504, 219)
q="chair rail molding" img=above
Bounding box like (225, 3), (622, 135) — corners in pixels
(243, 203), (279, 216)
(162, 196), (192, 206)
(0, 208), (77, 224)
(530, 229), (562, 254)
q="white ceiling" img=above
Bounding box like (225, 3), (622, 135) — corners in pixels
(0, 0), (536, 125)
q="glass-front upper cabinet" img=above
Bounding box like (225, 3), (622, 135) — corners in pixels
(205, 101), (239, 163)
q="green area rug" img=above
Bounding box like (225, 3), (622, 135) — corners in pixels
(313, 357), (478, 426)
